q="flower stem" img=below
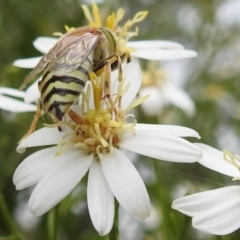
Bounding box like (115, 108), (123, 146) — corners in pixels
(47, 205), (59, 240)
(0, 192), (27, 240)
(152, 161), (173, 240)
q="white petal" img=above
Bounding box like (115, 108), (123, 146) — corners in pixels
(25, 79), (40, 103)
(195, 143), (240, 178)
(0, 87), (25, 98)
(101, 148), (151, 219)
(163, 84), (196, 117)
(172, 186), (240, 235)
(131, 49), (197, 61)
(140, 86), (166, 116)
(13, 57), (42, 69)
(28, 150), (93, 216)
(127, 40), (184, 50)
(87, 160), (114, 236)
(135, 124), (200, 139)
(14, 147), (68, 190)
(119, 125), (202, 163)
(0, 95), (36, 112)
(112, 62), (142, 110)
(33, 37), (58, 54)
(17, 127), (71, 153)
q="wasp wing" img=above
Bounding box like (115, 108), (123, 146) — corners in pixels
(21, 28), (100, 89)
(55, 32), (99, 72)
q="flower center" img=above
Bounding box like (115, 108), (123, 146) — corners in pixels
(56, 67), (141, 160)
(142, 61), (166, 88)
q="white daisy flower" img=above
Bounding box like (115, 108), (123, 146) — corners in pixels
(14, 62), (202, 236)
(172, 143), (240, 235)
(140, 61), (195, 117)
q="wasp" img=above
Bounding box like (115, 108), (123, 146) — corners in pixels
(20, 27), (130, 140)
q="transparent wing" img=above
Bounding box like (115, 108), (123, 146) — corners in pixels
(21, 28), (99, 89)
(53, 33), (99, 72)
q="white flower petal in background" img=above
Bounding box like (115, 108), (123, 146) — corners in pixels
(172, 186), (240, 235)
(163, 61), (190, 87)
(0, 87), (25, 98)
(0, 95), (36, 113)
(14, 201), (39, 231)
(177, 4), (202, 34)
(120, 125), (202, 163)
(127, 40), (184, 50)
(24, 78), (40, 103)
(140, 60), (196, 117)
(140, 86), (166, 116)
(216, 0), (240, 28)
(33, 37), (58, 54)
(132, 49), (197, 61)
(101, 148), (151, 220)
(119, 204), (161, 240)
(119, 206), (144, 240)
(163, 83), (196, 117)
(87, 160), (114, 236)
(0, 87), (36, 112)
(194, 143), (240, 178)
(28, 150), (93, 216)
(13, 57), (42, 69)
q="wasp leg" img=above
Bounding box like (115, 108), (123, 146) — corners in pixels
(103, 60), (111, 98)
(93, 52), (131, 76)
(68, 109), (86, 125)
(19, 102), (42, 143)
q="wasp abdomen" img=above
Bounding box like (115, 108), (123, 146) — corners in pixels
(39, 60), (91, 120)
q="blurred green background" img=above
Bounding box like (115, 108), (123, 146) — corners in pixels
(1, 0), (240, 239)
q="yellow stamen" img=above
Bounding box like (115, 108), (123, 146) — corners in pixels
(82, 4), (94, 25)
(95, 123), (108, 147)
(106, 13), (116, 30)
(124, 95), (149, 113)
(132, 11), (148, 23)
(92, 3), (102, 27)
(224, 150), (240, 170)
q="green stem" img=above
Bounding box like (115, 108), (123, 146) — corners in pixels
(47, 205), (59, 240)
(152, 160), (172, 240)
(0, 192), (27, 240)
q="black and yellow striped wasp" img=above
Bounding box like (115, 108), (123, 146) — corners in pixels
(20, 26), (130, 140)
